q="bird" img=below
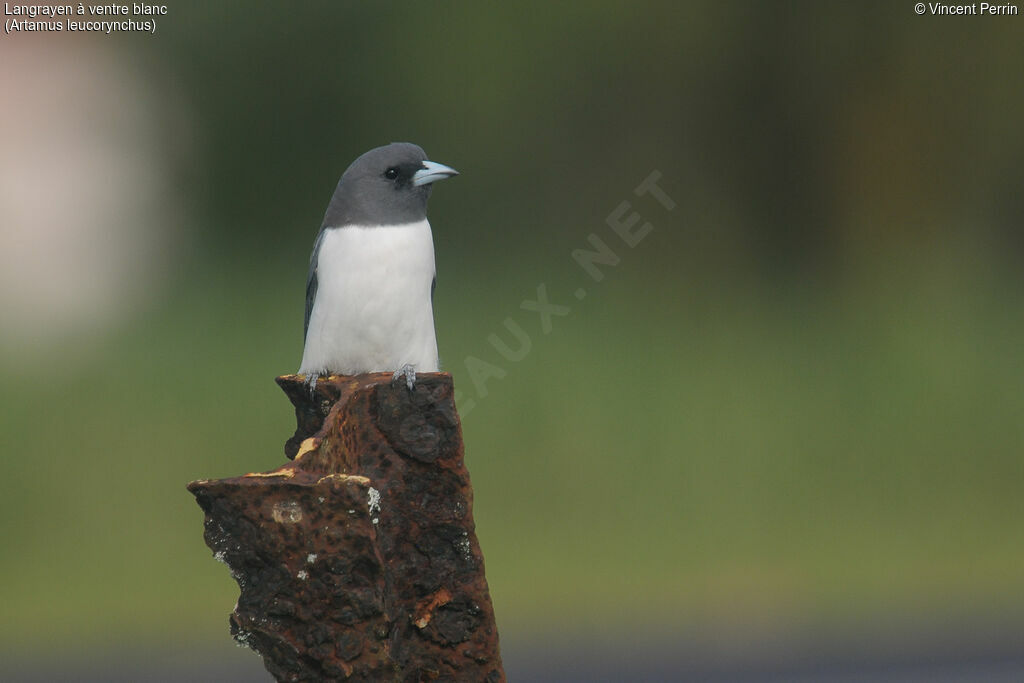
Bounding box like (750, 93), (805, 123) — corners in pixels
(298, 142), (458, 392)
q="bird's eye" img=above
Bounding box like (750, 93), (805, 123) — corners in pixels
(384, 167), (399, 180)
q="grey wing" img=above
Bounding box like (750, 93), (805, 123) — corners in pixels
(304, 228), (328, 340)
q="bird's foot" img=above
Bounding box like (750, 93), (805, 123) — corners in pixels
(392, 364), (417, 391)
(304, 372), (320, 397)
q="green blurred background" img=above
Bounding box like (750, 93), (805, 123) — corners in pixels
(2, 1), (1023, 679)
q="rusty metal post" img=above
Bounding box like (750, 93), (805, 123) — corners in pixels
(188, 373), (504, 682)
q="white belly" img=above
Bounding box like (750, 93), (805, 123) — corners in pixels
(299, 219), (439, 375)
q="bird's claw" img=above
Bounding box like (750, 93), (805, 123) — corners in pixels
(304, 372), (320, 397)
(392, 364), (416, 391)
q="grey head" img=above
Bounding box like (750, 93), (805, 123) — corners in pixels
(321, 142), (458, 228)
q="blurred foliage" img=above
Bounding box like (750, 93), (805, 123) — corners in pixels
(2, 0), (1024, 663)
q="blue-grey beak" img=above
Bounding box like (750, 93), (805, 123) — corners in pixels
(413, 160), (459, 186)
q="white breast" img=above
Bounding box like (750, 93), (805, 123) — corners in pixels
(299, 219), (439, 375)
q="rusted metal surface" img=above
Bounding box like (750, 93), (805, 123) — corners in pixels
(188, 373), (504, 682)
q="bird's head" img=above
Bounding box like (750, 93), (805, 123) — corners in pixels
(323, 142), (458, 228)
